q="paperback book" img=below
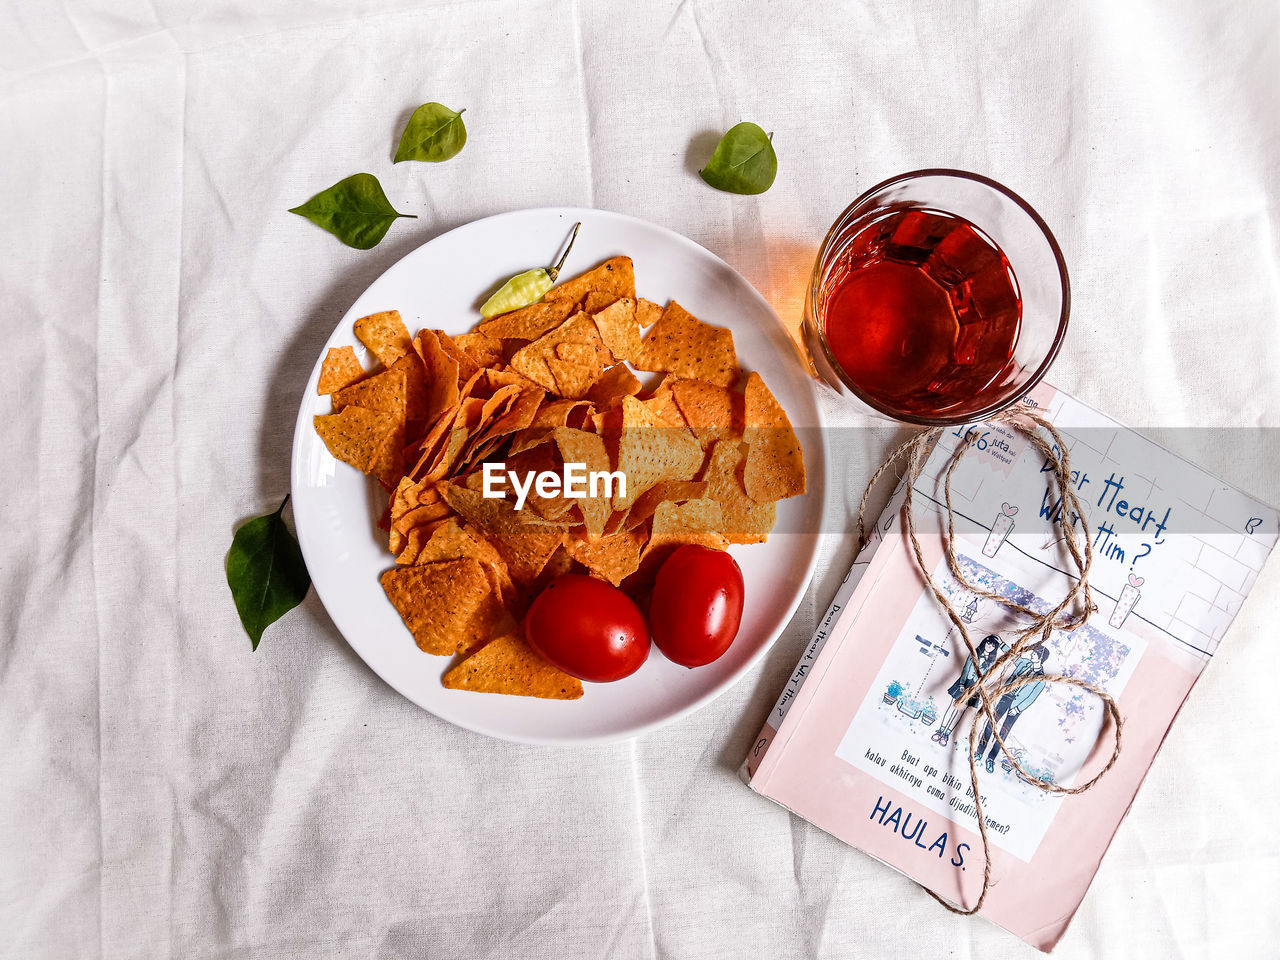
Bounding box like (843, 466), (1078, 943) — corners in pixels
(742, 383), (1277, 950)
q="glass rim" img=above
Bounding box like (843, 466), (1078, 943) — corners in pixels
(809, 167), (1071, 427)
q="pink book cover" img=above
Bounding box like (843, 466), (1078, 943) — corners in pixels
(742, 383), (1278, 950)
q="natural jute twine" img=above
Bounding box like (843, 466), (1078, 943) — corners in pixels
(854, 408), (1124, 915)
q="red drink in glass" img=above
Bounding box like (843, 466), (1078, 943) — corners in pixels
(803, 171), (1068, 426)
(820, 210), (1021, 418)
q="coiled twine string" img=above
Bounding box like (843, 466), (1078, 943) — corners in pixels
(854, 409), (1124, 915)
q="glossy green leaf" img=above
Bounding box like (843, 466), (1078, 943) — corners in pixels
(289, 173), (416, 249)
(227, 496), (311, 651)
(699, 122), (777, 195)
(394, 102), (468, 163)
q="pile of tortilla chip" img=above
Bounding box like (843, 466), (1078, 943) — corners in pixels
(314, 255), (806, 700)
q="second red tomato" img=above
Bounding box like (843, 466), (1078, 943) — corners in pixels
(649, 545), (745, 668)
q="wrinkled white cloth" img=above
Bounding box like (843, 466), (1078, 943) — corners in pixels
(2, 1), (1278, 957)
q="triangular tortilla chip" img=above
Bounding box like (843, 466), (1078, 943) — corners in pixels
(390, 352), (429, 422)
(442, 627), (583, 700)
(633, 301), (740, 387)
(590, 298), (642, 364)
(435, 330), (480, 382)
(471, 384), (545, 451)
(621, 480), (708, 531)
(566, 529), (647, 586)
(509, 312), (614, 397)
(544, 256), (635, 307)
(354, 310), (413, 367)
(670, 378), (741, 446)
(380, 558), (503, 655)
(547, 358), (606, 400)
(453, 331), (503, 368)
(743, 371), (806, 502)
(409, 518), (516, 603)
(509, 398), (594, 455)
(317, 346), (365, 394)
(614, 395), (704, 509)
(414, 329), (460, 425)
(639, 498), (730, 569)
(636, 298), (664, 329)
(702, 439), (775, 544)
(331, 366), (407, 418)
(554, 427), (614, 538)
(641, 388), (687, 429)
(477, 298), (577, 340)
(586, 364), (642, 407)
(582, 290), (619, 313)
(368, 420), (406, 487)
(314, 406), (398, 474)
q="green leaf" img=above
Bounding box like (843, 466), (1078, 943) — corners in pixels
(226, 496), (311, 651)
(699, 122), (778, 195)
(394, 102), (467, 163)
(289, 173), (416, 249)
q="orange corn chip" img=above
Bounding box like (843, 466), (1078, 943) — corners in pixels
(442, 627), (583, 700)
(411, 519), (516, 603)
(555, 342), (603, 364)
(390, 477), (420, 523)
(392, 499), (453, 537)
(492, 530), (567, 586)
(439, 482), (566, 534)
(477, 298), (578, 340)
(567, 529), (647, 586)
(633, 301), (740, 388)
(590, 298), (642, 364)
(614, 395), (704, 509)
(439, 484), (567, 586)
(586, 364), (642, 407)
(394, 525), (432, 565)
(435, 330), (481, 382)
(641, 388), (687, 429)
(636, 298), (664, 329)
(553, 426), (614, 538)
(544, 256), (635, 306)
(670, 378), (741, 446)
(509, 312), (614, 398)
(472, 384), (545, 451)
(317, 346), (365, 394)
(380, 558), (503, 655)
(354, 310), (413, 367)
(390, 352), (429, 422)
(582, 290), (619, 313)
(702, 439), (776, 544)
(453, 331), (503, 368)
(547, 359), (606, 400)
(509, 398), (594, 455)
(368, 420), (406, 487)
(640, 498), (730, 569)
(743, 371), (806, 502)
(331, 366), (407, 418)
(621, 480), (709, 531)
(314, 406), (398, 474)
(415, 329), (460, 425)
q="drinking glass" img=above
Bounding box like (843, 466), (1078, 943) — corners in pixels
(802, 169), (1070, 425)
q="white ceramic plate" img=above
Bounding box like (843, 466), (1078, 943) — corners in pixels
(291, 208), (826, 744)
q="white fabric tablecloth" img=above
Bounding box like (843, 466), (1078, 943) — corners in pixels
(3, 1), (1278, 956)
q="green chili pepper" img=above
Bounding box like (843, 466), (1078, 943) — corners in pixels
(480, 222), (581, 319)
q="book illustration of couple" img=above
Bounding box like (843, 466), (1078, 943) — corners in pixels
(930, 634), (1050, 774)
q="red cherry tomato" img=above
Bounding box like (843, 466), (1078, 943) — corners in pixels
(650, 545), (745, 668)
(524, 574), (651, 682)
